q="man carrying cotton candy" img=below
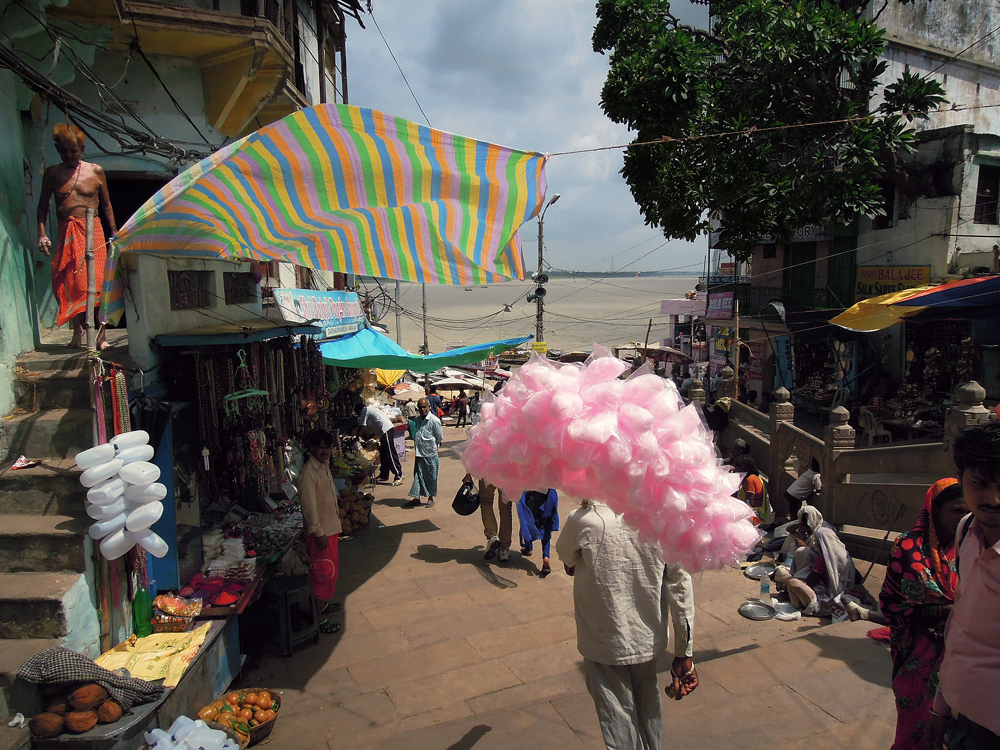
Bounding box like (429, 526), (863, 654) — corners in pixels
(557, 499), (697, 750)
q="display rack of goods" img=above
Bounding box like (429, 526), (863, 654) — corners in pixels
(29, 683), (124, 739)
(240, 510), (303, 562)
(885, 383), (932, 419)
(179, 572), (251, 612)
(338, 491), (375, 536)
(150, 594), (203, 632)
(197, 688), (281, 747)
(331, 434), (379, 478)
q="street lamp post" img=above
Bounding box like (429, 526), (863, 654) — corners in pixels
(535, 193), (560, 344)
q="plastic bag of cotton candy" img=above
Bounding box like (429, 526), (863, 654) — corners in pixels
(459, 347), (759, 572)
(75, 430), (169, 561)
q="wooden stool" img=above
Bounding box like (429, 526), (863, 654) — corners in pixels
(263, 575), (320, 656)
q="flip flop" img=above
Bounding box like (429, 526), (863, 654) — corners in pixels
(319, 620), (341, 634)
(321, 602), (341, 615)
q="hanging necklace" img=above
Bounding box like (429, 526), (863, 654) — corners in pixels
(55, 163), (82, 200)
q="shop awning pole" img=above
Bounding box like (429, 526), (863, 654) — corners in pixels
(85, 208), (99, 445)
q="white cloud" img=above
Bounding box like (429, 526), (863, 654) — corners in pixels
(346, 0), (708, 272)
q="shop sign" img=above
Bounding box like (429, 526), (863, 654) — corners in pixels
(748, 340), (765, 380)
(854, 265), (931, 300)
(532, 341), (548, 354)
(707, 291), (734, 319)
(272, 289), (365, 339)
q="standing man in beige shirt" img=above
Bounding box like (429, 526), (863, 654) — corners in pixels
(557, 500), (698, 750)
(298, 429), (343, 634)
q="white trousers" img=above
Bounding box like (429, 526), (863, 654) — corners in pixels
(583, 657), (662, 750)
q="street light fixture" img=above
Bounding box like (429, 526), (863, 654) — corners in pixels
(535, 193), (561, 344)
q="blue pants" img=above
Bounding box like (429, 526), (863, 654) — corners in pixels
(520, 528), (552, 558)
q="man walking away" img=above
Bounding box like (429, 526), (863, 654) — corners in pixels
(557, 500), (698, 750)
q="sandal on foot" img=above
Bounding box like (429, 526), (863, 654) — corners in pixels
(539, 559), (552, 578)
(520, 545), (532, 556)
(403, 498), (422, 508)
(322, 602), (342, 615)
(319, 620), (341, 634)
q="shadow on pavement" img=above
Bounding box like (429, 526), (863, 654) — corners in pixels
(410, 542), (549, 581)
(446, 724), (492, 749)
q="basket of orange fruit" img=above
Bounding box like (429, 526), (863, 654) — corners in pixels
(197, 688), (280, 747)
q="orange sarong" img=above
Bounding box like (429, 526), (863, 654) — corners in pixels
(52, 215), (106, 327)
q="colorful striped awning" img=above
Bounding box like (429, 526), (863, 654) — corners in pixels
(831, 275), (1000, 331)
(102, 103), (547, 323)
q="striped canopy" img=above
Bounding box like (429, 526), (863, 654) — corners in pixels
(831, 276), (1000, 331)
(102, 103), (547, 322)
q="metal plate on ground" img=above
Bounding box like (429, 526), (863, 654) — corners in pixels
(738, 600), (776, 621)
(744, 562), (776, 580)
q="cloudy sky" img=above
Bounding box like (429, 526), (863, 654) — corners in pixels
(345, 1), (709, 275)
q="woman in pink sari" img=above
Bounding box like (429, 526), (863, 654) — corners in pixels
(878, 478), (967, 750)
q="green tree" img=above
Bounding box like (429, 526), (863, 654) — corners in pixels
(593, 0), (946, 260)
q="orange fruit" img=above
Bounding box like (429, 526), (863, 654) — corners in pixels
(238, 708), (254, 722)
(211, 700), (225, 712)
(197, 706), (218, 722)
(256, 691), (271, 707)
(225, 692), (240, 705)
(244, 692), (258, 707)
(219, 702), (236, 714)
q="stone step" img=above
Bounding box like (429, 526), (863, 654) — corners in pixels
(0, 516), (89, 574)
(0, 573), (80, 640)
(16, 347), (90, 375)
(0, 638), (62, 721)
(0, 409), (95, 464)
(0, 460), (86, 517)
(13, 368), (92, 411)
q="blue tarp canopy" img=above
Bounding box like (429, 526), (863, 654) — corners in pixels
(321, 327), (532, 373)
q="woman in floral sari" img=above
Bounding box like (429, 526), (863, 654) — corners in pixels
(879, 478), (968, 750)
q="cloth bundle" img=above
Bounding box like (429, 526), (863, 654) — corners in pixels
(18, 647), (163, 710)
(459, 349), (758, 572)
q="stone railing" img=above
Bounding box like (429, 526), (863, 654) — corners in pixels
(718, 381), (993, 535)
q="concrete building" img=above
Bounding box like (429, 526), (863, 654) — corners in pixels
(707, 0), (1000, 402)
(0, 0), (368, 706)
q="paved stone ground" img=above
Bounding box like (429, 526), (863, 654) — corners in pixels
(239, 426), (897, 750)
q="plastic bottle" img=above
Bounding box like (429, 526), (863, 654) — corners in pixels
(759, 570), (772, 607)
(133, 585), (153, 638)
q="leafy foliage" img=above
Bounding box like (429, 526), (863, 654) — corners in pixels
(593, 0), (947, 260)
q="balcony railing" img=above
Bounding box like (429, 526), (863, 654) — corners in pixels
(731, 285), (837, 314)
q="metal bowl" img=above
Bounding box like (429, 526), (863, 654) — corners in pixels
(744, 562), (776, 581)
(738, 600), (776, 621)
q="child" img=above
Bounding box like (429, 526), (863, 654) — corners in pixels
(517, 489), (559, 577)
(298, 429), (343, 634)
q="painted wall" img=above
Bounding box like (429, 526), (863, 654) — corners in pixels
(0, 70), (40, 416)
(124, 256), (264, 374)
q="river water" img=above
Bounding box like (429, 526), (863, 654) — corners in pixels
(371, 275), (701, 354)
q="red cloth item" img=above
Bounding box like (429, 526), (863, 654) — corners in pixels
(867, 626), (892, 644)
(306, 533), (340, 602)
(52, 216), (106, 326)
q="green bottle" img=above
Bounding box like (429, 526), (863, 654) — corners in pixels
(133, 586), (153, 638)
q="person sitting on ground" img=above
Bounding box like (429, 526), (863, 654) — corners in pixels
(733, 454), (768, 524)
(724, 437), (749, 466)
(870, 478), (967, 750)
(773, 504), (856, 617)
(781, 456), (822, 522)
(517, 488), (559, 577)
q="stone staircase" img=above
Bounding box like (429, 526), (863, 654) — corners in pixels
(0, 346), (102, 748)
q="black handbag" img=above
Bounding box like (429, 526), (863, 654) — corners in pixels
(452, 481), (481, 516)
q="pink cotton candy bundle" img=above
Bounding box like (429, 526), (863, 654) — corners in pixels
(458, 348), (758, 572)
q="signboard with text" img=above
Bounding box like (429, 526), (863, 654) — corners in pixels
(272, 289), (366, 339)
(854, 265), (931, 300)
(706, 291), (734, 319)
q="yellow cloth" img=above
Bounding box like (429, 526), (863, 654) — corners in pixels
(377, 369), (406, 388)
(95, 623), (211, 688)
(829, 286), (934, 332)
